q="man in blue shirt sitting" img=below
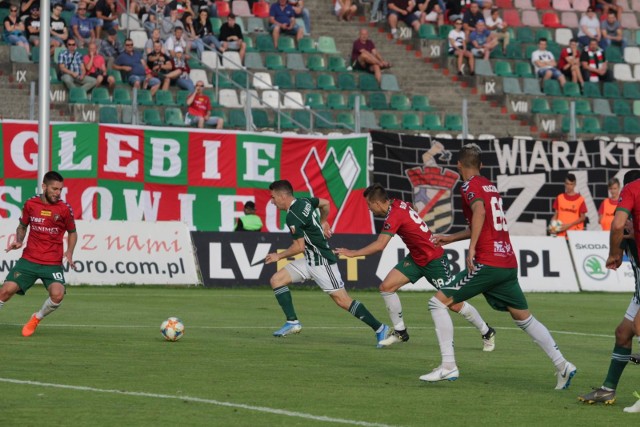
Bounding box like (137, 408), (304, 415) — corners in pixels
(112, 38), (162, 96)
(269, 0), (303, 49)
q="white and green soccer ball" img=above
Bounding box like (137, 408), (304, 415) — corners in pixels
(161, 317), (185, 341)
(549, 219), (563, 234)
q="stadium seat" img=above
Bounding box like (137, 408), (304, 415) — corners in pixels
(542, 12), (563, 28)
(231, 69), (249, 88)
(613, 99), (632, 115)
(581, 118), (601, 134)
(286, 53), (307, 70)
(560, 12), (579, 28)
(634, 100), (640, 116)
(274, 70), (293, 89)
(219, 89), (242, 108)
(624, 47), (640, 64)
(515, 62), (535, 77)
(438, 24), (453, 39)
(155, 90), (176, 106)
(495, 61), (516, 77)
(10, 46), (31, 63)
(504, 9), (523, 27)
(189, 69), (211, 87)
(579, 82), (600, 98)
(412, 95), (434, 111)
(329, 56), (348, 72)
(624, 116), (640, 133)
(305, 93), (325, 109)
(221, 52), (243, 70)
(327, 93), (348, 110)
(246, 17), (266, 33)
(175, 90), (191, 107)
(574, 99), (593, 115)
(517, 27), (536, 43)
(252, 1), (270, 18)
(315, 110), (335, 129)
(621, 13), (640, 30)
(475, 60), (494, 76)
(563, 82), (582, 97)
(30, 46), (40, 64)
(296, 73), (316, 89)
(229, 110), (247, 128)
(423, 114), (445, 131)
(515, 0), (534, 8)
(91, 87), (111, 104)
(68, 87), (89, 104)
(298, 37), (317, 53)
(232, 0), (252, 17)
(317, 74), (337, 90)
(419, 24), (438, 39)
(523, 78), (544, 95)
(614, 64), (635, 81)
(277, 112), (296, 130)
(317, 36), (339, 54)
(252, 110), (272, 128)
(593, 99), (613, 116)
(265, 54), (285, 70)
(256, 34), (277, 52)
(603, 116), (621, 134)
(369, 92), (388, 110)
(603, 82), (622, 98)
(562, 115), (580, 134)
(536, 28), (553, 41)
(551, 99), (570, 114)
(555, 28), (573, 45)
(381, 75), (400, 91)
(445, 114), (463, 131)
(293, 110), (312, 128)
(390, 94), (412, 111)
(522, 10), (542, 27)
(244, 52), (265, 70)
(496, 0), (514, 7)
(164, 107), (184, 126)
(306, 55), (326, 71)
(359, 74), (380, 91)
(633, 0), (640, 11)
(239, 89), (261, 109)
(337, 73), (357, 90)
(552, 0), (573, 10)
(572, 0), (590, 11)
(215, 1), (230, 17)
(283, 91), (304, 109)
(130, 30), (148, 50)
(113, 88), (132, 105)
(623, 82), (640, 99)
(200, 51), (219, 69)
(531, 98), (551, 113)
(402, 113), (423, 130)
(503, 77), (523, 94)
(99, 106), (119, 124)
(360, 111), (380, 130)
(120, 13), (142, 30)
(543, 79), (562, 96)
(505, 42), (524, 59)
(380, 113), (401, 130)
(348, 93), (369, 110)
(50, 67), (60, 84)
(535, 0), (552, 8)
(606, 46), (624, 64)
(209, 17), (222, 35)
(213, 71), (234, 88)
(252, 72), (272, 89)
(336, 112), (355, 130)
(278, 37), (297, 53)
(143, 108), (163, 126)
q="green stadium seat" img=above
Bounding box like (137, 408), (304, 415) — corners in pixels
(175, 90), (191, 107)
(107, 69), (123, 84)
(348, 93), (369, 110)
(252, 110), (272, 128)
(412, 95), (434, 111)
(278, 112), (295, 130)
(602, 116), (621, 134)
(306, 55), (326, 71)
(50, 67), (60, 83)
(256, 34), (276, 52)
(445, 114), (463, 131)
(581, 118), (601, 134)
(278, 37), (297, 53)
(531, 98), (551, 113)
(359, 74), (380, 91)
(562, 116), (580, 134)
(505, 42), (523, 59)
(155, 90), (176, 106)
(214, 71), (234, 88)
(623, 82), (640, 100)
(274, 70), (293, 89)
(438, 24), (453, 39)
(229, 109), (247, 128)
(31, 46), (39, 64)
(298, 37), (317, 53)
(380, 113), (400, 130)
(296, 73), (316, 89)
(574, 99), (593, 115)
(315, 110), (335, 129)
(515, 62), (535, 78)
(613, 99), (632, 115)
(98, 106), (119, 123)
(231, 70), (249, 88)
(593, 99), (613, 116)
(551, 99), (570, 114)
(328, 56), (348, 72)
(402, 113), (423, 130)
(210, 17), (222, 35)
(369, 92), (388, 110)
(91, 87), (111, 104)
(135, 89), (154, 106)
(293, 110), (312, 128)
(10, 45), (31, 63)
(286, 53), (307, 71)
(305, 93), (325, 109)
(634, 100), (640, 116)
(317, 36), (338, 54)
(317, 74), (337, 90)
(336, 112), (355, 130)
(69, 87), (90, 104)
(605, 45), (624, 63)
(503, 77), (522, 94)
(563, 82), (582, 97)
(390, 94), (411, 111)
(327, 93), (348, 110)
(494, 61), (516, 77)
(143, 109), (163, 126)
(517, 27), (535, 43)
(265, 54), (285, 70)
(543, 79), (562, 96)
(624, 116), (640, 134)
(536, 28), (552, 41)
(524, 45), (538, 61)
(523, 78), (543, 95)
(423, 114), (445, 131)
(603, 82), (621, 99)
(381, 74), (401, 91)
(419, 24), (438, 39)
(164, 107), (184, 126)
(582, 82), (601, 98)
(113, 88), (131, 105)
(337, 73), (357, 90)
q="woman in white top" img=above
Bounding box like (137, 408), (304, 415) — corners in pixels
(578, 7), (601, 48)
(448, 19), (475, 75)
(335, 0), (357, 21)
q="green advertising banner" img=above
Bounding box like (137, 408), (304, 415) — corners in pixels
(0, 121), (374, 233)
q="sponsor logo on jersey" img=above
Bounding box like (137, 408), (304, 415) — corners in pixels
(405, 142), (459, 234)
(41, 210), (52, 217)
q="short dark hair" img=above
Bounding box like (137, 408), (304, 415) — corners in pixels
(565, 173), (577, 183)
(43, 171), (64, 185)
(363, 183), (388, 202)
(569, 38), (577, 44)
(244, 201), (256, 210)
(538, 37), (547, 43)
(269, 180), (294, 195)
(624, 170), (640, 186)
(608, 177), (620, 187)
(458, 143), (482, 169)
(228, 13), (236, 19)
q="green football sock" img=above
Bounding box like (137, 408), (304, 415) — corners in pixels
(349, 300), (382, 331)
(603, 345), (631, 389)
(273, 286), (297, 321)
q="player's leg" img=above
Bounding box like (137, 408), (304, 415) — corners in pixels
(377, 258), (414, 345)
(579, 300), (638, 404)
(1, 258), (39, 314)
(0, 281), (21, 308)
(311, 263), (389, 347)
(631, 306), (640, 364)
(270, 259), (305, 337)
(420, 289), (458, 382)
(22, 265), (67, 337)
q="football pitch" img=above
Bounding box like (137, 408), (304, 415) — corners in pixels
(0, 287), (638, 426)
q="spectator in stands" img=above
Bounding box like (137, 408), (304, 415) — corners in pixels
(462, 1), (483, 37)
(599, 177), (620, 231)
(182, 12), (206, 59)
(559, 38), (584, 86)
(334, 0), (358, 22)
(269, 0), (303, 49)
(236, 201), (263, 231)
(165, 26), (190, 58)
(168, 0), (194, 16)
(219, 14), (246, 63)
(595, 0), (622, 21)
(93, 0), (119, 39)
(469, 20), (497, 60)
(531, 37), (566, 88)
(3, 5), (30, 56)
(99, 27), (124, 69)
(83, 41), (116, 93)
(160, 8), (185, 41)
(130, 0), (153, 21)
(445, 0), (467, 24)
(58, 38), (97, 93)
(164, 46), (194, 91)
(185, 80), (224, 128)
(71, 2), (96, 49)
(147, 39), (173, 82)
(578, 7), (602, 49)
(387, 0), (421, 40)
(24, 6), (41, 48)
(84, 0), (98, 16)
(485, 7), (508, 55)
(581, 37), (613, 83)
(416, 0), (444, 27)
(601, 11), (626, 50)
(50, 4), (70, 55)
(194, 8), (222, 55)
(51, 0), (77, 13)
(145, 28), (164, 57)
(551, 173), (587, 239)
(19, 0), (39, 20)
(113, 38), (162, 96)
(448, 18), (474, 75)
(146, 0), (170, 35)
(351, 28), (391, 85)
(288, 0), (310, 35)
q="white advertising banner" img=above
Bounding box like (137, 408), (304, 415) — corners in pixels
(382, 235), (580, 292)
(0, 220), (200, 286)
(567, 230), (636, 292)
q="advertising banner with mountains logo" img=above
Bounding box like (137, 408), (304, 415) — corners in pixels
(0, 121), (373, 233)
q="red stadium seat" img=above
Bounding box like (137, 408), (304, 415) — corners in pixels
(534, 0), (552, 9)
(542, 12), (564, 28)
(503, 9), (522, 27)
(496, 0), (514, 8)
(252, 1), (270, 18)
(216, 1), (230, 17)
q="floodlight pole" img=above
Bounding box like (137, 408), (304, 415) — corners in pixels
(37, 0), (52, 187)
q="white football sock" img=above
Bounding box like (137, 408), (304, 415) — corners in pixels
(429, 296), (456, 369)
(516, 315), (565, 370)
(457, 302), (489, 335)
(36, 297), (61, 320)
(380, 291), (406, 331)
(0, 300), (4, 310)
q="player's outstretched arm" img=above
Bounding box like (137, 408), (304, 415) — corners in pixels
(5, 223), (27, 252)
(65, 231), (78, 270)
(265, 238), (305, 264)
(317, 198), (333, 238)
(335, 233), (392, 258)
(432, 229), (471, 246)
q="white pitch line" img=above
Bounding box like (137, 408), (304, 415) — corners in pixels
(0, 378), (398, 427)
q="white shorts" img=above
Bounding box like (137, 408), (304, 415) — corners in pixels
(624, 298), (640, 322)
(285, 258), (344, 293)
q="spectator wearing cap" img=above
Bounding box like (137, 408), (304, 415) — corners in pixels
(219, 14), (246, 63)
(163, 45), (195, 92)
(113, 38), (162, 96)
(24, 6), (41, 48)
(50, 3), (70, 55)
(185, 80), (224, 129)
(93, 0), (119, 39)
(71, 2), (96, 48)
(269, 0), (303, 50)
(235, 201), (263, 232)
(387, 0), (421, 40)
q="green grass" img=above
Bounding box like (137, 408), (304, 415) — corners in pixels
(0, 287), (638, 426)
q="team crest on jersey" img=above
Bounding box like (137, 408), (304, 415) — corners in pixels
(54, 214), (61, 222)
(383, 223), (391, 230)
(41, 210), (52, 217)
(404, 142), (459, 234)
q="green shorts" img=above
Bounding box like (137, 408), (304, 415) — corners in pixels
(394, 254), (453, 289)
(4, 258), (66, 295)
(440, 264), (528, 312)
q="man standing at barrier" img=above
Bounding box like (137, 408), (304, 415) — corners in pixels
(264, 180), (391, 347)
(0, 171), (77, 337)
(578, 170), (640, 412)
(335, 183), (496, 351)
(423, 144), (577, 388)
(551, 173), (587, 238)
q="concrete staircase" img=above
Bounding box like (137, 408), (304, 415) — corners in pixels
(305, 1), (537, 137)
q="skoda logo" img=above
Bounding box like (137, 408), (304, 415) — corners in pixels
(583, 255), (609, 281)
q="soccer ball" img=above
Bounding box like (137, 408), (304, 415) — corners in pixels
(160, 317), (185, 341)
(549, 219), (563, 235)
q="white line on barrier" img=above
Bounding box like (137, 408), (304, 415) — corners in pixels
(0, 377), (397, 427)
